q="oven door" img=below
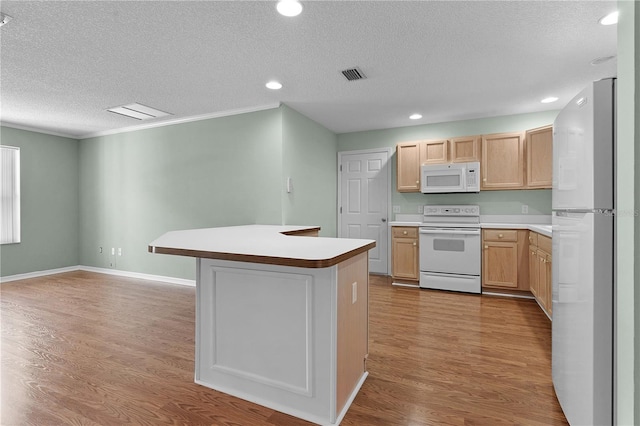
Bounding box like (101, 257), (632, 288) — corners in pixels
(419, 227), (481, 275)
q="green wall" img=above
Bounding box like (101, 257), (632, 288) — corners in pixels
(281, 105), (338, 237)
(0, 127), (79, 276)
(77, 105), (339, 280)
(79, 108), (285, 280)
(337, 110), (558, 217)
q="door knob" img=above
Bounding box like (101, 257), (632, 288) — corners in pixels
(381, 218), (387, 222)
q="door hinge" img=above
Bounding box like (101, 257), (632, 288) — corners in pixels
(339, 164), (342, 172)
(340, 206), (342, 214)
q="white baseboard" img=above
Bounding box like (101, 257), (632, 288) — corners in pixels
(78, 266), (195, 287)
(481, 291), (535, 300)
(391, 282), (420, 288)
(0, 265), (81, 283)
(1, 265), (195, 287)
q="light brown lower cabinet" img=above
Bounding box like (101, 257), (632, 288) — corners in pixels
(482, 229), (529, 291)
(529, 232), (552, 317)
(391, 226), (419, 281)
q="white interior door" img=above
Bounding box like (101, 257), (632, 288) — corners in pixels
(338, 149), (391, 275)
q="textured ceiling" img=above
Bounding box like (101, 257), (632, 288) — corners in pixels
(0, 0), (618, 139)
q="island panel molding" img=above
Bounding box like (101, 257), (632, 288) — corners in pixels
(200, 265), (314, 396)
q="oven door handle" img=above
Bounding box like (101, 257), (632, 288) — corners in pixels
(419, 228), (481, 236)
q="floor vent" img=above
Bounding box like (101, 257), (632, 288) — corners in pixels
(341, 67), (366, 81)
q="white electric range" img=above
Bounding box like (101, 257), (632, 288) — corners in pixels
(419, 205), (481, 294)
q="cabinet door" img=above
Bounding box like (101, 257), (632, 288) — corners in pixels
(449, 136), (480, 163)
(420, 140), (448, 165)
(545, 256), (552, 317)
(482, 241), (519, 288)
(526, 125), (553, 188)
(529, 244), (539, 297)
(396, 142), (421, 192)
(537, 249), (550, 313)
(392, 237), (419, 280)
(481, 132), (525, 190)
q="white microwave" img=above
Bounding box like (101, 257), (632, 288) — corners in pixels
(420, 161), (480, 193)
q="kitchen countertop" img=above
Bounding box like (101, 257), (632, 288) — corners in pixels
(149, 224), (376, 268)
(481, 223), (552, 237)
(389, 215), (552, 237)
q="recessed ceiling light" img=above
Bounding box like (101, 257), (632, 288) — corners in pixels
(0, 12), (13, 27)
(107, 103), (171, 120)
(541, 97), (559, 104)
(277, 0), (303, 17)
(590, 55), (616, 65)
(266, 81), (283, 90)
(409, 114), (422, 120)
(599, 11), (619, 25)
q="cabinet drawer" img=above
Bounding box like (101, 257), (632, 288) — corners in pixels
(483, 229), (518, 242)
(538, 235), (552, 254)
(392, 227), (418, 238)
(528, 232), (538, 246)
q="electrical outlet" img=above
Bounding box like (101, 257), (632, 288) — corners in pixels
(98, 246), (103, 253)
(118, 248), (122, 256)
(521, 205), (529, 214)
(111, 247), (115, 256)
(352, 282), (357, 304)
(392, 205), (401, 213)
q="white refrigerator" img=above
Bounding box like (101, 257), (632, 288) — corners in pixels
(552, 78), (615, 425)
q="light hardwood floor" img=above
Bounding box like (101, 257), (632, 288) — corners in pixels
(1, 271), (567, 425)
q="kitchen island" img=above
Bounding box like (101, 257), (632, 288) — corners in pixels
(149, 225), (376, 426)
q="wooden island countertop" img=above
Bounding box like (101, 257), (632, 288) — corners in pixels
(149, 224), (376, 268)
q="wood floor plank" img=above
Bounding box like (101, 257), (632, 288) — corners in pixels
(1, 271), (567, 425)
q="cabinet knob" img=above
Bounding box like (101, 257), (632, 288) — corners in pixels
(483, 178), (487, 182)
(416, 180), (419, 184)
(403, 230), (408, 235)
(413, 242), (417, 246)
(498, 233), (503, 238)
(484, 245), (489, 249)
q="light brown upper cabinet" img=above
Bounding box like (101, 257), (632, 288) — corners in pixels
(449, 135), (480, 163)
(526, 125), (553, 189)
(420, 139), (448, 165)
(396, 141), (421, 192)
(481, 132), (526, 190)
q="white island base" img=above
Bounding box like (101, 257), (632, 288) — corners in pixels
(194, 253), (368, 426)
(149, 225), (374, 425)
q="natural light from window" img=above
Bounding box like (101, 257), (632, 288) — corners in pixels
(1, 145), (20, 244)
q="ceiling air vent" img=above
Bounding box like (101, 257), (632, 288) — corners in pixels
(107, 103), (171, 120)
(341, 67), (366, 81)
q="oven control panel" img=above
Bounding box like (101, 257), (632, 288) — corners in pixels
(423, 205), (479, 217)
